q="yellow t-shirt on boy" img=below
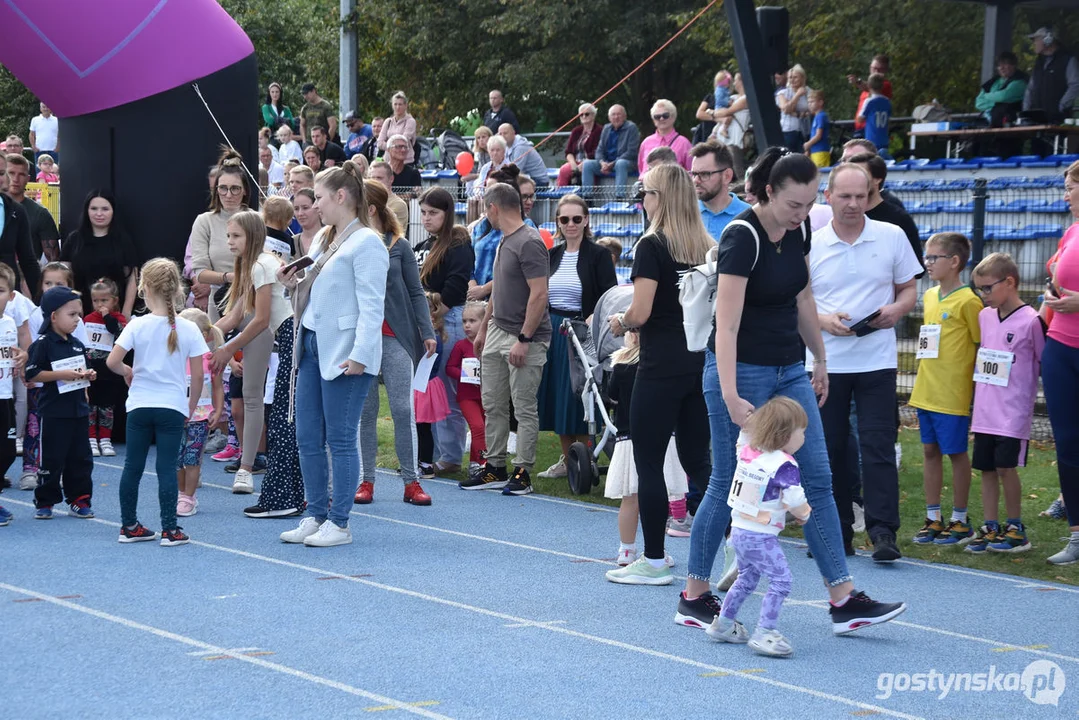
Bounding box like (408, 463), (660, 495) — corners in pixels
(908, 285), (983, 416)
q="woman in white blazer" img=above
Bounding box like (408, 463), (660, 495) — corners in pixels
(277, 161), (389, 548)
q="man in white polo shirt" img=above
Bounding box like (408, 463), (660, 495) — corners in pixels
(809, 163), (921, 563)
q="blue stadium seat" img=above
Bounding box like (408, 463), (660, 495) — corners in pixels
(1031, 200), (1069, 213)
(1047, 154), (1079, 165)
(942, 200), (974, 214)
(1027, 223), (1064, 239)
(984, 224), (1015, 239)
(940, 224), (973, 235)
(454, 202), (467, 216)
(547, 168), (560, 180)
(594, 223), (626, 238)
(625, 223), (645, 236)
(944, 178), (976, 190)
(916, 224), (935, 241)
(540, 222), (557, 234)
(907, 201), (943, 214)
(983, 157), (1020, 169)
(987, 199), (1029, 213)
(437, 170), (460, 180)
(1012, 155), (1046, 168)
(604, 202), (638, 215)
(420, 170), (439, 180)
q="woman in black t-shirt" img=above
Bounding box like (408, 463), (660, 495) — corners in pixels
(415, 187), (476, 474)
(61, 190), (139, 317)
(605, 164), (714, 586)
(676, 148), (905, 633)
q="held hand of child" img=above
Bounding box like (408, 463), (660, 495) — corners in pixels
(724, 394), (754, 427)
(84, 369), (98, 382)
(210, 346), (233, 374)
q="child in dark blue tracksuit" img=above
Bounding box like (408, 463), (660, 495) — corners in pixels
(26, 287), (95, 519)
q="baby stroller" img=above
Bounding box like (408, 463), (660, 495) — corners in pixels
(563, 284), (633, 494)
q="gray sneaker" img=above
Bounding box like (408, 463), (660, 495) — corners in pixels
(1047, 536), (1079, 566)
(203, 430), (227, 456)
(852, 502), (866, 533)
(705, 616), (749, 644)
(666, 514), (693, 537)
(748, 627), (794, 658)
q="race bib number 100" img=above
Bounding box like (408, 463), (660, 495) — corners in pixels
(974, 348), (1014, 387)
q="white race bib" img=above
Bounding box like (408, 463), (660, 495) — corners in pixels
(84, 322), (114, 352)
(974, 348), (1014, 387)
(460, 357), (481, 385)
(264, 236), (292, 259)
(52, 355), (90, 394)
(187, 373), (214, 406)
(916, 324), (941, 359)
(0, 328), (17, 370)
(727, 460), (769, 516)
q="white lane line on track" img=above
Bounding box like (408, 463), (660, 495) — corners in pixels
(0, 502), (923, 719)
(0, 581), (454, 720)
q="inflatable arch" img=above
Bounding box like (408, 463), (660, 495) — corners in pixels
(0, 0), (259, 262)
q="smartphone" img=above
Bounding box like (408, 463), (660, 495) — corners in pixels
(283, 255), (314, 274)
(1047, 276), (1059, 298)
(850, 310), (882, 337)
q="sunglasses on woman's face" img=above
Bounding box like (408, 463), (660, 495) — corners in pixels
(652, 113), (671, 121)
(558, 215), (584, 225)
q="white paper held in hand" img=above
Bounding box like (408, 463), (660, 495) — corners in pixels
(52, 355), (91, 394)
(413, 352), (437, 393)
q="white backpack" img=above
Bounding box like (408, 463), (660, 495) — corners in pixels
(679, 219), (761, 352)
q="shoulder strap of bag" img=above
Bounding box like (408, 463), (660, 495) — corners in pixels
(720, 219), (761, 273)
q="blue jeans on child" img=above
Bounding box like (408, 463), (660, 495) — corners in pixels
(688, 350), (853, 587)
(295, 330), (374, 528)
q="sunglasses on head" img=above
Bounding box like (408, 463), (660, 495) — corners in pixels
(558, 215), (584, 225)
(652, 113), (671, 121)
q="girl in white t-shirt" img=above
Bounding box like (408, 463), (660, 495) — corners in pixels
(107, 259), (209, 546)
(19, 263), (87, 491)
(210, 211), (292, 497)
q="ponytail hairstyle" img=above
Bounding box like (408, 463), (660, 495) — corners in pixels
(314, 160), (368, 250)
(363, 179), (403, 246)
(209, 147), (250, 213)
(139, 258), (184, 354)
(40, 261), (74, 294)
(180, 308), (224, 351)
(223, 210), (269, 315)
(426, 291), (448, 342)
(489, 163), (525, 219)
(418, 186), (469, 286)
(746, 146), (819, 206)
(90, 276), (119, 299)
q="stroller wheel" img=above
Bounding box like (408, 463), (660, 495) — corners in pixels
(566, 442), (595, 495)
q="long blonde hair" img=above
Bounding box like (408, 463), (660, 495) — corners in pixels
(138, 258), (184, 353)
(610, 330), (640, 366)
(180, 308), (224, 351)
(643, 164), (712, 265)
(224, 210), (269, 315)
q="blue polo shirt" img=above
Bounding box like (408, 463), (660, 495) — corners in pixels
(25, 329), (90, 418)
(700, 194), (751, 241)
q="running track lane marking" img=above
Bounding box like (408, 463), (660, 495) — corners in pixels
(0, 581), (453, 720)
(1, 505), (922, 720)
(5, 495), (1073, 667)
(95, 460), (1079, 597)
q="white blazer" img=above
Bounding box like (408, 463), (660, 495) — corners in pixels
(296, 226), (389, 380)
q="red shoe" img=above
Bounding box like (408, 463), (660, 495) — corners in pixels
(403, 480), (432, 506)
(354, 480), (374, 505)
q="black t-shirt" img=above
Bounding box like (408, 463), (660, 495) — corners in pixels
(20, 198), (58, 261)
(414, 236), (475, 309)
(630, 232), (703, 379)
(699, 91), (717, 137)
(867, 200), (924, 277)
(393, 165), (422, 189)
(716, 208), (810, 367)
(60, 229), (139, 316)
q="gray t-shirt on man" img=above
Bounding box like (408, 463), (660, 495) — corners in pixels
(492, 223), (552, 342)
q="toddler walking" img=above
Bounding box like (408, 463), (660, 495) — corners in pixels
(707, 397), (811, 658)
(84, 277), (128, 457)
(446, 301), (487, 474)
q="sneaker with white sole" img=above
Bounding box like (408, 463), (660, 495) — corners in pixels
(604, 556), (673, 585)
(748, 627), (794, 657)
(98, 439), (116, 456)
(705, 615), (749, 643)
(829, 591), (906, 635)
(280, 516), (321, 543)
(1047, 535), (1079, 566)
(538, 455), (567, 479)
(616, 548), (636, 566)
(18, 472), (37, 491)
(675, 591), (723, 629)
(303, 520), (352, 547)
(212, 445), (241, 463)
(852, 501), (866, 534)
(666, 514), (693, 537)
(716, 543), (739, 592)
(176, 494), (198, 517)
(89, 438), (100, 457)
(232, 468), (254, 494)
(15, 437), (22, 456)
(203, 430), (227, 456)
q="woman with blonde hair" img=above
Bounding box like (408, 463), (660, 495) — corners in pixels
(605, 164), (713, 585)
(376, 91), (418, 164)
(557, 104), (602, 186)
(637, 99), (693, 174)
(776, 64), (811, 150)
(355, 179), (437, 506)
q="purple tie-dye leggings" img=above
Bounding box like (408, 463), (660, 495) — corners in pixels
(719, 527), (794, 630)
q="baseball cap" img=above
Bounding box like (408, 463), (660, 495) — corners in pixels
(39, 286), (82, 334)
(1028, 27), (1051, 39)
(301, 82), (316, 94)
(344, 111), (360, 123)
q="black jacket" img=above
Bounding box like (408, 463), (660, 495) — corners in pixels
(549, 238), (618, 318)
(0, 194), (42, 298)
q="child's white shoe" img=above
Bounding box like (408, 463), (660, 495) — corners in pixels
(705, 616), (749, 644)
(748, 627), (794, 658)
(89, 438), (100, 457)
(99, 439), (115, 456)
(616, 547), (635, 566)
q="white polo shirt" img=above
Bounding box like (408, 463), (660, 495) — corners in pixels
(806, 216), (921, 374)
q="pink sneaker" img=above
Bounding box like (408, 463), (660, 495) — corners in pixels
(176, 494), (198, 517)
(212, 445), (240, 462)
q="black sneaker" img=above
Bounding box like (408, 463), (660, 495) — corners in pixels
(459, 464), (508, 490)
(502, 467), (533, 496)
(252, 454), (268, 475)
(871, 535), (902, 563)
(243, 504), (303, 519)
(829, 591), (906, 635)
(160, 527), (190, 547)
(224, 461), (240, 474)
(674, 591), (723, 629)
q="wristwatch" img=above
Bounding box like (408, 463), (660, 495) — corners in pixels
(517, 333), (533, 343)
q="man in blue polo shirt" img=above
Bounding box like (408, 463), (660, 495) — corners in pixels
(690, 140), (750, 241)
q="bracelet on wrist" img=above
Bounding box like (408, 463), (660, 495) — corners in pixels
(813, 358), (827, 366)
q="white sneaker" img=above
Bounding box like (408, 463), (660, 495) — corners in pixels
(89, 438), (100, 457)
(15, 437), (22, 456)
(852, 502), (866, 534)
(664, 551), (676, 568)
(232, 469), (254, 494)
(538, 455), (567, 478)
(616, 548), (636, 566)
(303, 519), (352, 547)
(716, 542), (739, 592)
(18, 472), (37, 491)
(99, 439), (116, 457)
(507, 431), (518, 454)
(280, 516), (321, 543)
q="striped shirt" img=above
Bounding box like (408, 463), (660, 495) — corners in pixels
(548, 250), (582, 312)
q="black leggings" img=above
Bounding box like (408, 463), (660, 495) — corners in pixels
(631, 371), (711, 560)
(417, 423), (434, 466)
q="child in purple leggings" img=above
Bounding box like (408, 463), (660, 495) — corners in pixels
(706, 397), (811, 658)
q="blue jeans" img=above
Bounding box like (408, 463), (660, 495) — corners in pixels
(432, 305), (468, 466)
(688, 350), (852, 587)
(1043, 338), (1079, 524)
(581, 158), (633, 194)
(295, 331), (374, 527)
